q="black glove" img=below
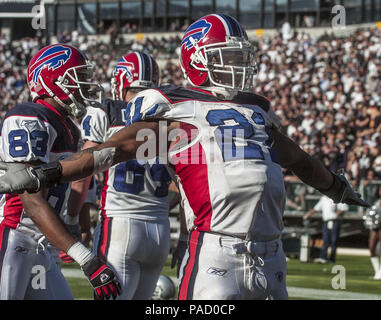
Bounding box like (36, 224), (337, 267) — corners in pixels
(318, 171), (370, 208)
(81, 256), (122, 300)
(171, 238), (188, 277)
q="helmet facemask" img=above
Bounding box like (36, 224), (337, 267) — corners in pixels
(55, 62), (104, 118)
(187, 36), (258, 98)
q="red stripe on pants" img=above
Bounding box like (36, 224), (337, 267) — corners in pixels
(97, 214), (111, 261)
(178, 230), (200, 300)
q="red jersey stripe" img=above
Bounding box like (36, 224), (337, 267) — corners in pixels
(2, 194), (23, 229)
(172, 132), (213, 231)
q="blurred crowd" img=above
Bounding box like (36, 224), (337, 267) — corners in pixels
(255, 28), (381, 188)
(0, 26), (380, 194)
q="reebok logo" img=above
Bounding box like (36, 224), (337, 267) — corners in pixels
(207, 267), (227, 277)
(275, 272), (284, 282)
(100, 273), (110, 283)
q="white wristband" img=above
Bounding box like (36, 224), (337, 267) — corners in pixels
(67, 242), (95, 267)
(64, 214), (79, 225)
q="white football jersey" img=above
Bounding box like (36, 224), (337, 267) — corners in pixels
(81, 99), (171, 220)
(0, 100), (80, 238)
(126, 85), (286, 241)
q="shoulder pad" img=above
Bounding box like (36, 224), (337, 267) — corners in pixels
(158, 85), (222, 103)
(125, 89), (172, 125)
(5, 102), (48, 119)
(4, 102), (71, 133)
(233, 92), (281, 129)
(233, 92), (270, 112)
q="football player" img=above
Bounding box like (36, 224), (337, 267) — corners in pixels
(70, 51), (177, 299)
(365, 185), (381, 279)
(0, 44), (121, 300)
(0, 15), (369, 300)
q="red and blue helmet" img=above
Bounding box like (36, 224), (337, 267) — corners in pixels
(27, 43), (103, 118)
(180, 14), (257, 98)
(111, 52), (159, 100)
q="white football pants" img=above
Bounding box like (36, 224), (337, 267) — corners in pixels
(0, 226), (73, 300)
(178, 230), (288, 300)
(93, 215), (171, 300)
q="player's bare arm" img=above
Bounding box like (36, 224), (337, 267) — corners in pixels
(60, 120), (179, 182)
(19, 190), (77, 252)
(16, 159), (78, 251)
(58, 121), (162, 182)
(0, 120), (180, 194)
(67, 140), (99, 219)
(271, 128), (333, 190)
(271, 128), (369, 207)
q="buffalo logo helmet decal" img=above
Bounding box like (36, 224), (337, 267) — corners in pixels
(181, 19), (212, 50)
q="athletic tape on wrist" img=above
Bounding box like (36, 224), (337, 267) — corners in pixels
(93, 147), (116, 174)
(67, 241), (94, 266)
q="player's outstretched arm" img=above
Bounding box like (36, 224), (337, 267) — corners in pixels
(271, 128), (370, 207)
(60, 121), (161, 182)
(0, 121), (161, 194)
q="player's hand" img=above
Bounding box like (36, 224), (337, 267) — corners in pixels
(0, 162), (40, 194)
(319, 171), (370, 208)
(81, 256), (122, 300)
(171, 238), (187, 277)
(59, 251), (75, 263)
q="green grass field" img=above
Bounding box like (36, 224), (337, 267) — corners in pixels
(62, 258), (178, 300)
(62, 255), (381, 300)
(286, 255), (381, 299)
